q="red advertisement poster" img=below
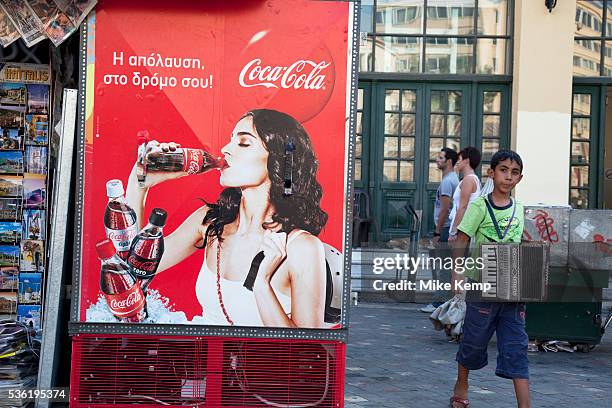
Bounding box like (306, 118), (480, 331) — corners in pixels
(76, 0), (355, 329)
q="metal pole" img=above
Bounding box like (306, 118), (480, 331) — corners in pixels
(36, 88), (77, 408)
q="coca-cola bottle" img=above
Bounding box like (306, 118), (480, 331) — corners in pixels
(104, 179), (138, 260)
(136, 139), (225, 187)
(127, 208), (167, 290)
(96, 239), (147, 323)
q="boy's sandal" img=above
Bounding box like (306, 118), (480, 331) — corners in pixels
(449, 396), (470, 408)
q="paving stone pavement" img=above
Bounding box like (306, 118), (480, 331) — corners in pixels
(344, 303), (612, 408)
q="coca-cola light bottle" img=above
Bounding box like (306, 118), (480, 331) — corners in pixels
(136, 139), (225, 187)
(96, 239), (147, 323)
(104, 179), (138, 260)
(127, 208), (167, 290)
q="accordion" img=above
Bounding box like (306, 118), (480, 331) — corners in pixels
(480, 242), (550, 302)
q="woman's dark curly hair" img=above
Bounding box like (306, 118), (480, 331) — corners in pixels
(201, 109), (328, 248)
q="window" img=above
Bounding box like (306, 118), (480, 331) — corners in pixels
(407, 6), (418, 21)
(570, 92), (593, 208)
(361, 0), (510, 74)
(457, 55), (472, 73)
(382, 89), (417, 182)
(574, 0), (612, 76)
(426, 37), (449, 45)
(427, 6), (448, 19)
(393, 36), (418, 45)
(582, 12), (591, 28)
(480, 90), (503, 182)
(425, 56), (450, 74)
(393, 8), (407, 25)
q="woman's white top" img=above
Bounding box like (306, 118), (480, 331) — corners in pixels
(449, 173), (481, 234)
(193, 230), (308, 326)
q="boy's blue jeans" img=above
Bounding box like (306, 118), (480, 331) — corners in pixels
(456, 301), (529, 379)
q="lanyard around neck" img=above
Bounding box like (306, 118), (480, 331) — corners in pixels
(484, 194), (516, 241)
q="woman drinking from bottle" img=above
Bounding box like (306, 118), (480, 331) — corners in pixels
(125, 109), (328, 328)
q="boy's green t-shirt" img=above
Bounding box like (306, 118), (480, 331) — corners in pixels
(457, 194), (524, 281)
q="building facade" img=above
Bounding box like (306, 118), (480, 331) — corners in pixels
(357, 0), (612, 242)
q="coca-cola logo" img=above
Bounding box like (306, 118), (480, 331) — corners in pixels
(239, 59), (330, 90)
(107, 229), (136, 243)
(230, 30), (337, 122)
(184, 149), (202, 175)
(110, 290), (143, 311)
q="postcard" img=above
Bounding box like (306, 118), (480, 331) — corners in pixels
(0, 151), (23, 174)
(0, 175), (22, 197)
(0, 244), (18, 267)
(0, 127), (22, 150)
(25, 114), (47, 145)
(25, 146), (46, 174)
(20, 239), (43, 272)
(0, 265), (17, 290)
(0, 197), (21, 219)
(0, 221), (20, 243)
(0, 107), (23, 128)
(22, 209), (43, 240)
(0, 82), (25, 106)
(0, 289), (16, 313)
(17, 304), (40, 329)
(18, 272), (41, 304)
(23, 173), (45, 208)
(26, 84), (49, 115)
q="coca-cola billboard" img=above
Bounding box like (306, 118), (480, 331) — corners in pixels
(74, 0), (355, 331)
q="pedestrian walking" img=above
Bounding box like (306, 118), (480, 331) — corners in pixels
(448, 147), (482, 241)
(421, 147), (459, 313)
(450, 150), (530, 408)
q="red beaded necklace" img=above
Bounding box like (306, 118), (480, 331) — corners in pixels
(216, 242), (234, 325)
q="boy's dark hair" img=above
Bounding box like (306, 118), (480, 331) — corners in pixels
(441, 147), (458, 166)
(459, 146), (481, 170)
(490, 149), (523, 172)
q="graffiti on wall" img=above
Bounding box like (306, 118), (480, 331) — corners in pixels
(523, 209), (560, 243)
(592, 233), (612, 255)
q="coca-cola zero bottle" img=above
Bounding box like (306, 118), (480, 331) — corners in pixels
(96, 239), (147, 323)
(127, 208), (167, 291)
(136, 138), (225, 187)
(104, 179), (138, 260)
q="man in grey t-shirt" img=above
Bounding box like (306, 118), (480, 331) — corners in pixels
(434, 148), (460, 242)
(421, 147), (459, 312)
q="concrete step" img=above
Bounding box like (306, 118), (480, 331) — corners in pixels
(351, 248), (435, 294)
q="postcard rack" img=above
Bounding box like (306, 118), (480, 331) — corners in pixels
(0, 63), (51, 333)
